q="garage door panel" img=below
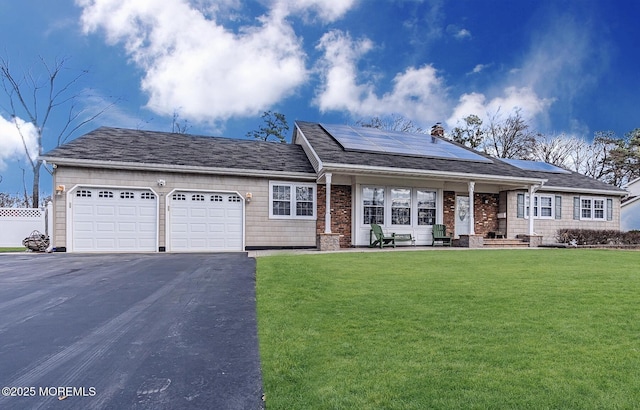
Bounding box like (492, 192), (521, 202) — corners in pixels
(96, 238), (116, 248)
(118, 222), (136, 232)
(190, 209), (207, 219)
(75, 205), (94, 215)
(170, 191), (243, 252)
(209, 224), (225, 233)
(190, 238), (207, 248)
(138, 239), (156, 248)
(118, 206), (137, 216)
(172, 223), (188, 233)
(209, 209), (225, 218)
(74, 221), (94, 232)
(117, 238), (137, 248)
(139, 207), (156, 217)
(172, 207), (188, 217)
(190, 223), (206, 233)
(97, 206), (115, 215)
(139, 223), (156, 232)
(96, 222), (115, 232)
(72, 188), (157, 252)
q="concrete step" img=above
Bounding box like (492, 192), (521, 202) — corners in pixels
(483, 238), (529, 248)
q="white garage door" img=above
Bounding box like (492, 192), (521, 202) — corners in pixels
(71, 187), (158, 252)
(169, 191), (244, 252)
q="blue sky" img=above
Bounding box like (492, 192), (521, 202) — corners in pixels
(1, 0), (638, 197)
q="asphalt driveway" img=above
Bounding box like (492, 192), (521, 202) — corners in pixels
(0, 253), (263, 409)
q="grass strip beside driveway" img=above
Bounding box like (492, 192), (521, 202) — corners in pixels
(257, 249), (640, 409)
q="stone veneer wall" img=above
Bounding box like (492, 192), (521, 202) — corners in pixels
(317, 185), (352, 248)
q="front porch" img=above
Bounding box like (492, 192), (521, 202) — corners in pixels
(315, 177), (544, 251)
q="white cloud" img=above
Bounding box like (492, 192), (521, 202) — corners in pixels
(445, 23), (470, 40)
(449, 13), (598, 133)
(469, 63), (490, 74)
(454, 28), (471, 40)
(0, 116), (39, 170)
(76, 0), (311, 124)
(314, 30), (449, 126)
(446, 87), (553, 129)
(515, 14), (606, 99)
(276, 0), (357, 22)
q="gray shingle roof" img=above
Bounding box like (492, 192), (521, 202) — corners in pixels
(41, 126), (316, 174)
(295, 121), (536, 178)
(295, 121), (626, 194)
(522, 169), (626, 192)
(41, 123), (626, 195)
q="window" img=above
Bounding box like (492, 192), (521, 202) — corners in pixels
(76, 190), (92, 198)
(120, 191), (135, 199)
(539, 196), (553, 217)
(141, 192), (155, 200)
(523, 194), (555, 219)
(211, 195), (223, 202)
(172, 193), (186, 201)
(391, 188), (411, 225)
(271, 185), (290, 216)
(192, 194), (205, 201)
(362, 187), (438, 226)
(296, 187), (314, 216)
(229, 195), (242, 203)
(98, 191), (114, 198)
(579, 197), (606, 221)
(269, 182), (316, 219)
(417, 190), (436, 225)
(363, 187), (384, 225)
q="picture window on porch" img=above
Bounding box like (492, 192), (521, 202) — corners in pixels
(363, 187), (384, 225)
(391, 188), (411, 225)
(417, 190), (436, 225)
(269, 181), (316, 219)
(362, 186), (437, 226)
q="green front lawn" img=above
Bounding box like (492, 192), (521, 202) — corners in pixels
(257, 249), (640, 409)
(0, 247), (25, 253)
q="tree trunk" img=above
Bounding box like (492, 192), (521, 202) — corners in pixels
(32, 161), (41, 208)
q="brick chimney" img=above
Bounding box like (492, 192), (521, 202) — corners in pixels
(430, 123), (444, 137)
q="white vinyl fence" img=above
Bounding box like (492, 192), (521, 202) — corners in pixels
(0, 202), (53, 248)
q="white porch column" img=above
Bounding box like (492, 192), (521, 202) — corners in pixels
(324, 173), (332, 234)
(468, 181), (475, 235)
(528, 184), (538, 235)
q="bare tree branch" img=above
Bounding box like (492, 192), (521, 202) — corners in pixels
(1, 55), (115, 207)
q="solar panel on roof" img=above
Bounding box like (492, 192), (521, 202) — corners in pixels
(500, 158), (571, 174)
(320, 123), (492, 163)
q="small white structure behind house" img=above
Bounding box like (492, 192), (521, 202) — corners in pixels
(621, 177), (640, 231)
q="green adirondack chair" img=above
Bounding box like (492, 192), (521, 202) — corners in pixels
(432, 224), (452, 246)
(369, 224), (396, 248)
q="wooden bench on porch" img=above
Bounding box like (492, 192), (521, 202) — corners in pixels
(369, 224), (415, 248)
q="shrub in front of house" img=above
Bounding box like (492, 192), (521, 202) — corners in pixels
(557, 229), (640, 245)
